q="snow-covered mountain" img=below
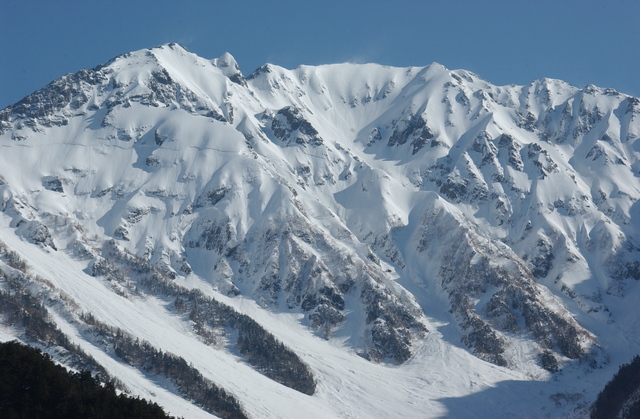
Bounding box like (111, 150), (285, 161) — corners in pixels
(1, 43), (640, 418)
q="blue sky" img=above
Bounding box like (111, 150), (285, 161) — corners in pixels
(1, 0), (638, 108)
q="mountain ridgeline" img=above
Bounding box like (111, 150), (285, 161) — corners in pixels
(0, 43), (639, 418)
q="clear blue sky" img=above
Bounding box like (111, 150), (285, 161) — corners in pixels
(1, 0), (638, 109)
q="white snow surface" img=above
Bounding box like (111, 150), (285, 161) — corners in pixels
(1, 43), (640, 417)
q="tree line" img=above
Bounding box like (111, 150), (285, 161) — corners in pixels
(97, 240), (316, 395)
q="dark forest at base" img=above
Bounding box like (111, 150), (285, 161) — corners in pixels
(0, 341), (175, 419)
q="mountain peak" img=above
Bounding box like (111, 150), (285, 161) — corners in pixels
(213, 52), (238, 70)
(151, 42), (190, 53)
(212, 51), (245, 85)
(425, 61), (448, 72)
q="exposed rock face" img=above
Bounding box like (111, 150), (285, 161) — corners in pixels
(270, 106), (323, 146)
(411, 199), (593, 365)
